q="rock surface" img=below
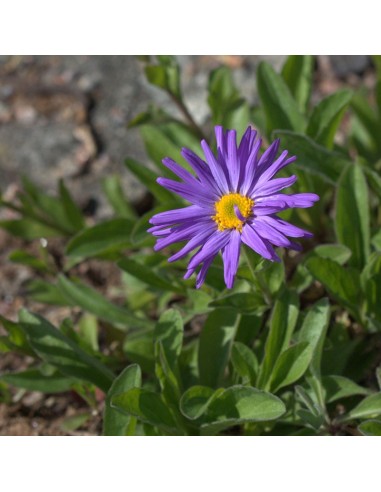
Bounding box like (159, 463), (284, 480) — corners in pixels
(0, 55), (288, 217)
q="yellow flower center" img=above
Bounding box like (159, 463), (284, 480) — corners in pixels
(212, 193), (254, 232)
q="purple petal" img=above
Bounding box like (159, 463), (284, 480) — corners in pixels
(201, 139), (230, 194)
(255, 192), (319, 210)
(168, 226), (215, 262)
(238, 127), (257, 163)
(147, 225), (173, 236)
(195, 255), (217, 289)
(253, 151), (295, 189)
(241, 224), (280, 262)
(257, 139), (280, 171)
(157, 177), (216, 207)
(251, 218), (299, 249)
(234, 204), (247, 222)
(259, 216), (313, 238)
(227, 129), (240, 191)
(149, 205), (211, 226)
(253, 203), (288, 215)
(188, 230), (230, 270)
(154, 220), (210, 251)
(181, 148), (220, 192)
(222, 230), (241, 289)
(252, 175), (297, 198)
(162, 157), (201, 186)
(240, 138), (262, 195)
(215, 125), (227, 156)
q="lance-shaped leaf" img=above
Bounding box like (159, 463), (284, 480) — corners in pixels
(18, 310), (114, 392)
(198, 309), (240, 388)
(335, 163), (370, 269)
(282, 55), (314, 114)
(111, 388), (179, 434)
(307, 89), (353, 148)
(103, 364), (142, 436)
(57, 275), (152, 330)
(257, 62), (305, 135)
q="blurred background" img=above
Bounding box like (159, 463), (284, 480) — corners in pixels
(0, 55), (374, 215)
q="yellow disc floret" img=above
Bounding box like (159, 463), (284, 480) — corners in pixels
(212, 193), (254, 232)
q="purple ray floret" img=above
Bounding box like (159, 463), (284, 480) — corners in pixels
(148, 125), (319, 289)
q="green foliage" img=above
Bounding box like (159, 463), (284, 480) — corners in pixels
(1, 55), (381, 435)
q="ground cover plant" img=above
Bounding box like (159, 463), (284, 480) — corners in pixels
(1, 55), (381, 436)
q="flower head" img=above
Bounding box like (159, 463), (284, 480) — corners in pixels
(148, 126), (319, 289)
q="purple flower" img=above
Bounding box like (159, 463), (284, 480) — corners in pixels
(148, 126), (319, 289)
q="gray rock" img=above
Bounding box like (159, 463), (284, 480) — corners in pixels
(329, 55), (371, 77)
(0, 55), (287, 219)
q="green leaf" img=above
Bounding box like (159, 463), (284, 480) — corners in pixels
(145, 57), (181, 99)
(0, 368), (75, 393)
(58, 179), (85, 231)
(18, 310), (114, 392)
(372, 228), (381, 251)
(154, 341), (182, 404)
(272, 131), (350, 185)
(201, 386), (286, 435)
(363, 166), (381, 203)
(179, 386), (222, 420)
(282, 55), (314, 114)
(270, 342), (313, 392)
(180, 385), (285, 434)
(0, 218), (61, 240)
(257, 289), (299, 389)
(305, 256), (361, 310)
(322, 375), (370, 403)
(231, 342), (258, 385)
(123, 331), (155, 374)
(209, 292), (267, 315)
(314, 244), (352, 265)
(102, 175), (137, 219)
(21, 177), (78, 234)
(350, 91), (381, 156)
(207, 66), (250, 138)
(295, 385), (322, 417)
(111, 388), (178, 434)
(57, 275), (152, 330)
(299, 298), (330, 380)
(153, 310), (184, 403)
(154, 309), (183, 369)
(198, 309), (240, 388)
(117, 257), (180, 293)
(8, 250), (50, 273)
(335, 163), (370, 269)
(124, 158), (181, 204)
(103, 364), (142, 436)
(66, 218), (134, 258)
(0, 315), (33, 355)
(139, 125), (187, 174)
(25, 279), (72, 306)
(364, 276), (381, 326)
(341, 393), (381, 421)
(60, 413), (91, 432)
(259, 261), (285, 298)
(78, 314), (99, 352)
(307, 90), (353, 148)
(257, 62), (305, 135)
(358, 419), (381, 436)
(129, 206), (164, 247)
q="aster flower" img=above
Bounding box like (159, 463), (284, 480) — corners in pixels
(148, 126), (319, 289)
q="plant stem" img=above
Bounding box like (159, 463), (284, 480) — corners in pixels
(169, 93), (207, 141)
(242, 247), (272, 305)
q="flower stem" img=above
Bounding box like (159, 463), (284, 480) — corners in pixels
(169, 93), (207, 141)
(242, 247), (272, 305)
